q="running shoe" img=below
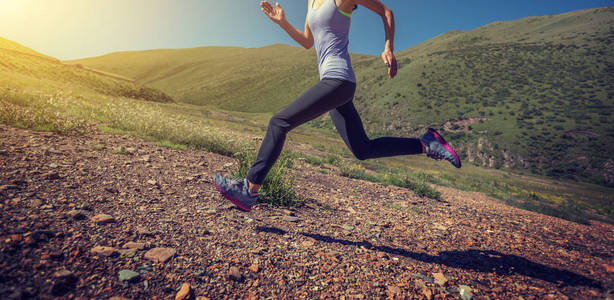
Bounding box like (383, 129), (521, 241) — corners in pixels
(421, 128), (461, 168)
(213, 173), (258, 212)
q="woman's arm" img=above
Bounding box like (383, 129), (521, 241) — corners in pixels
(352, 0), (397, 78)
(260, 1), (314, 49)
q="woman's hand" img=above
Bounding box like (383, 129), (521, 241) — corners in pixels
(260, 1), (286, 25)
(381, 49), (398, 79)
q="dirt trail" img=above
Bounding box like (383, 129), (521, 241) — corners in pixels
(0, 124), (612, 299)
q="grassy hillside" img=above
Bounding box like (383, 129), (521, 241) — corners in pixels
(350, 6), (614, 186)
(69, 7), (614, 187)
(0, 37), (172, 104)
(72, 45), (342, 112)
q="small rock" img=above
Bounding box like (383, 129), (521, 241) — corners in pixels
(147, 180), (157, 185)
(228, 266), (242, 281)
(91, 246), (118, 257)
(47, 148), (62, 154)
(0, 184), (19, 192)
(91, 214), (115, 225)
(104, 187), (119, 194)
(50, 270), (76, 296)
(118, 270), (140, 283)
(144, 247), (176, 263)
(386, 285), (401, 298)
(124, 242), (146, 250)
(458, 285), (472, 300)
(301, 239), (315, 247)
(341, 224), (355, 231)
(29, 199), (43, 208)
(281, 215), (300, 222)
(136, 226), (152, 235)
(118, 248), (137, 257)
(421, 288), (433, 300)
(66, 210), (86, 220)
(45, 172), (61, 180)
(175, 283), (192, 300)
(248, 264), (259, 273)
(49, 163), (59, 168)
(604, 264), (614, 273)
(40, 204), (54, 210)
(432, 272), (447, 286)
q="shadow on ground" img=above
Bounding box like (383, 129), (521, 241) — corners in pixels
(255, 226), (602, 289)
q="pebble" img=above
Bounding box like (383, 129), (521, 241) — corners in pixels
(228, 266), (242, 281)
(118, 248), (137, 257)
(91, 246), (118, 257)
(29, 199), (43, 208)
(91, 214), (115, 225)
(123, 242), (146, 250)
(66, 210), (86, 220)
(458, 285), (473, 300)
(248, 264), (259, 273)
(432, 272), (448, 286)
(136, 226), (153, 235)
(45, 172), (61, 180)
(0, 184), (19, 192)
(386, 285), (401, 298)
(118, 270), (140, 283)
(342, 224), (355, 231)
(175, 283), (191, 300)
(144, 247), (176, 263)
(50, 270), (77, 296)
(281, 215), (300, 222)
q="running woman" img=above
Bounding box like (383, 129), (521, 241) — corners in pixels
(214, 0), (461, 212)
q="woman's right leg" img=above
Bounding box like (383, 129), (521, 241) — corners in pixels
(246, 78), (356, 186)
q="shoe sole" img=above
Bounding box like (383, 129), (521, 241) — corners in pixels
(428, 128), (461, 168)
(214, 180), (252, 212)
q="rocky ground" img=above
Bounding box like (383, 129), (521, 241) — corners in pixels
(0, 124), (613, 299)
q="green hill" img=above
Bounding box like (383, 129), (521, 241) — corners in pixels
(68, 7), (614, 186)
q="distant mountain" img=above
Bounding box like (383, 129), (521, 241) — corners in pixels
(68, 7), (614, 186)
(0, 37), (172, 103)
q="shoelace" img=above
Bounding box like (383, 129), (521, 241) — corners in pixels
(427, 151), (445, 160)
(219, 178), (242, 191)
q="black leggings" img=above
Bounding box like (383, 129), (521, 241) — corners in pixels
(246, 78), (423, 185)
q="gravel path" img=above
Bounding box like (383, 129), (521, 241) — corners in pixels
(0, 124), (612, 299)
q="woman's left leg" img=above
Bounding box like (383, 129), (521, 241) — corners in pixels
(329, 101), (424, 160)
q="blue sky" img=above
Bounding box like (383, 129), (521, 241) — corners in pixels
(0, 0), (612, 60)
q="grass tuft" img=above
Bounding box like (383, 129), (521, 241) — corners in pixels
(233, 151), (301, 207)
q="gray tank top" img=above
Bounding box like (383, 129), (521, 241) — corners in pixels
(307, 0), (356, 83)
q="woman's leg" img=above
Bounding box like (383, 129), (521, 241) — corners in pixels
(246, 78), (356, 185)
(329, 101), (423, 160)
